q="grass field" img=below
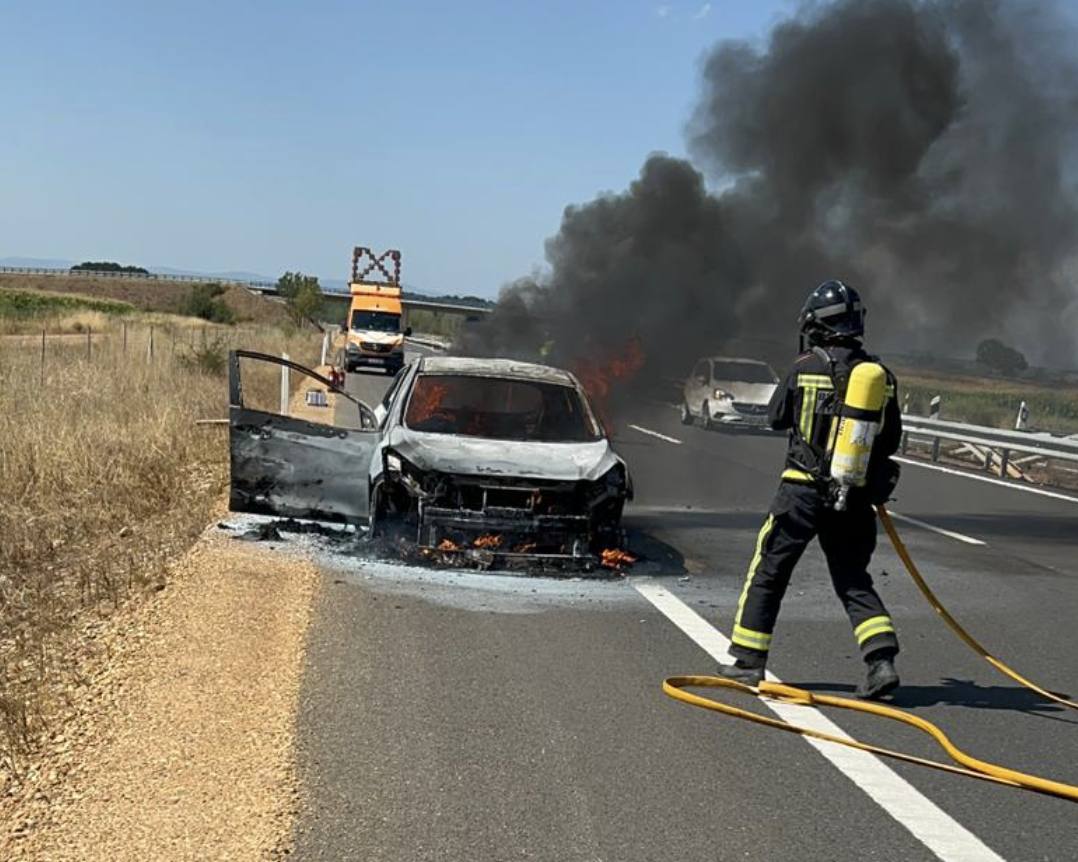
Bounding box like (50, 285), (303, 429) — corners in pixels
(0, 273), (289, 328)
(0, 288), (135, 334)
(897, 368), (1078, 435)
(0, 314), (320, 777)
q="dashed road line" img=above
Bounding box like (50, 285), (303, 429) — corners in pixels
(632, 580), (1003, 862)
(895, 457), (1078, 504)
(628, 424), (682, 445)
(886, 512), (986, 546)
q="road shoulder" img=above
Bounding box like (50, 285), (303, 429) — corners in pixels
(0, 525), (317, 861)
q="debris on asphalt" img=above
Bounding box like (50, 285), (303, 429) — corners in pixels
(236, 522), (283, 542)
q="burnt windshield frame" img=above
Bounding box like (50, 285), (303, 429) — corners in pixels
(402, 373), (603, 443)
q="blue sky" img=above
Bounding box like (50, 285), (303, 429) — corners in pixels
(1, 1), (795, 295)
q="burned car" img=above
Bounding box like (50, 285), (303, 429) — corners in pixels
(228, 351), (633, 567)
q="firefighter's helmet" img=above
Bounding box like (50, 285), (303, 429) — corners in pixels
(798, 280), (865, 342)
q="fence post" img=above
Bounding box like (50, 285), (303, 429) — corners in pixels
(321, 331), (330, 367)
(86, 326), (92, 360)
(280, 353), (290, 415)
(931, 436), (941, 462)
(123, 321), (128, 353)
(40, 328), (46, 386)
(1000, 448), (1010, 478)
(148, 325), (155, 361)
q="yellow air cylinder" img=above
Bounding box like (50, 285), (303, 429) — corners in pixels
(830, 362), (886, 506)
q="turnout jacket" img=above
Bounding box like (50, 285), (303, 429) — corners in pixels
(768, 343), (902, 484)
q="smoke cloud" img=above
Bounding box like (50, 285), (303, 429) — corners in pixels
(462, 0), (1078, 374)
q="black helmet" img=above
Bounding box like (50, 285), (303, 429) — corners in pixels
(798, 280), (865, 342)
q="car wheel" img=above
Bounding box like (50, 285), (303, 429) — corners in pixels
(702, 401), (714, 430)
(680, 401), (693, 425)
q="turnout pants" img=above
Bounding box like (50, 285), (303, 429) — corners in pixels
(730, 480), (899, 667)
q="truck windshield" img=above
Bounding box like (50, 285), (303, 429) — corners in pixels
(404, 374), (601, 442)
(351, 310), (401, 332)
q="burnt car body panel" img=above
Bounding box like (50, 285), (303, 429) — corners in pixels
(228, 351), (378, 524)
(385, 429), (621, 483)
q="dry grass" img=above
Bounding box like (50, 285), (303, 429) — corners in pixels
(0, 317), (321, 778)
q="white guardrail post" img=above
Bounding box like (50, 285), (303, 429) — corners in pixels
(280, 353), (290, 415)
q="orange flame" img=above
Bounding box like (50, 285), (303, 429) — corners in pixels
(573, 338), (645, 430)
(407, 381), (450, 425)
(601, 548), (638, 570)
(473, 534), (503, 550)
(437, 538), (461, 552)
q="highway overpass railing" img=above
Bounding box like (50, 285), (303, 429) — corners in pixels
(0, 265), (276, 289)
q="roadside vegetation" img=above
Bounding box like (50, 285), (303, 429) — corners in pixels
(0, 288), (134, 334)
(898, 368), (1078, 435)
(180, 282), (236, 324)
(0, 273), (289, 327)
(276, 271), (324, 327)
(0, 312), (320, 779)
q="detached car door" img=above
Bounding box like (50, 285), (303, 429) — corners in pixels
(228, 350), (379, 525)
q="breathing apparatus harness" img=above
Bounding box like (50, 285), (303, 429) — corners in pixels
(787, 344), (900, 510)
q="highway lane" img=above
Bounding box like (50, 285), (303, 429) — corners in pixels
(291, 356), (1078, 861)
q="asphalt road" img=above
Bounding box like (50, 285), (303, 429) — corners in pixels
(290, 350), (1078, 861)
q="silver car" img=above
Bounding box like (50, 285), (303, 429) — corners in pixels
(680, 356), (779, 430)
(228, 351), (632, 565)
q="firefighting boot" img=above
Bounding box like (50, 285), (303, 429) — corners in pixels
(857, 655), (900, 700)
(715, 660), (765, 687)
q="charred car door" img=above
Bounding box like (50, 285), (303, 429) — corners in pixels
(228, 351), (379, 524)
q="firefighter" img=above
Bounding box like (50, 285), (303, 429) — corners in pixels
(717, 280), (902, 699)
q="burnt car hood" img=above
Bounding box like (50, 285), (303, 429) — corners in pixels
(387, 428), (622, 482)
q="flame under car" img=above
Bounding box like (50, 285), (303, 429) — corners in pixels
(227, 352), (632, 569)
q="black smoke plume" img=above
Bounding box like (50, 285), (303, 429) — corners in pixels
(461, 0), (1078, 375)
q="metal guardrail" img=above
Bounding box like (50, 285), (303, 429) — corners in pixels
(901, 415), (1078, 474)
(0, 265), (275, 289)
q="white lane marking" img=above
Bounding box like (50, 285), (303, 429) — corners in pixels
(632, 580), (1003, 862)
(629, 424), (682, 445)
(895, 457), (1078, 504)
(886, 512), (986, 546)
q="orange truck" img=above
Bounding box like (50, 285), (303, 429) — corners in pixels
(339, 246), (412, 375)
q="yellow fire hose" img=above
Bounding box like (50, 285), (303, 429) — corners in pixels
(662, 504), (1078, 803)
(876, 505), (1078, 712)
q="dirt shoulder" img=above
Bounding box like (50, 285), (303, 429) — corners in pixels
(0, 523), (318, 861)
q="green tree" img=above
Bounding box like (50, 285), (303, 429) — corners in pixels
(276, 271), (324, 327)
(182, 282), (235, 324)
(976, 338), (1028, 376)
(71, 261), (150, 274)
